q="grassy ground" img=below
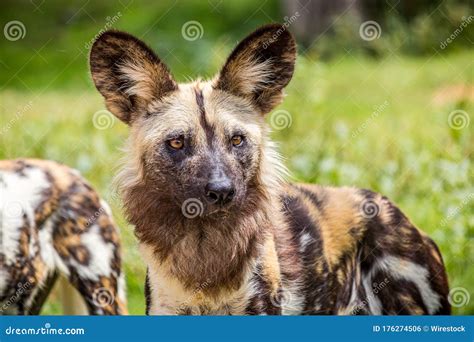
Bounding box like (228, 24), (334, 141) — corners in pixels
(0, 50), (472, 315)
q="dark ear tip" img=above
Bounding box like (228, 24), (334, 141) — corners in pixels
(253, 23), (296, 47)
(90, 29), (133, 53)
(89, 30), (161, 72)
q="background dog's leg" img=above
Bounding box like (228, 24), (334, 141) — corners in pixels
(57, 276), (88, 315)
(26, 272), (58, 315)
(64, 272), (127, 315)
(145, 268), (151, 315)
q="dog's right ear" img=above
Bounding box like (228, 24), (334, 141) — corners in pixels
(214, 24), (296, 115)
(89, 31), (177, 124)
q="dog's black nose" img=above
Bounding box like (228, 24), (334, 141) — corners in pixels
(205, 178), (235, 205)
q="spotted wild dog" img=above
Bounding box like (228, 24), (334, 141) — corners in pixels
(0, 159), (127, 315)
(89, 24), (450, 315)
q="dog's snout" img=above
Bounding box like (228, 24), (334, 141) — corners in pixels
(205, 176), (235, 205)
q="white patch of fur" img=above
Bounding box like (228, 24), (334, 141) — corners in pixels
(299, 232), (313, 254)
(281, 281), (305, 315)
(362, 274), (383, 314)
(376, 255), (441, 314)
(0, 168), (50, 262)
(100, 199), (113, 217)
(39, 216), (70, 277)
(260, 135), (289, 202)
(68, 224), (114, 281)
(117, 271), (127, 307)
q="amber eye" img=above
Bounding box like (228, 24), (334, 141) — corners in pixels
(168, 138), (184, 150)
(231, 135), (243, 147)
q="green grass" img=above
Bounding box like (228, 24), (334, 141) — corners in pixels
(1, 49), (472, 315)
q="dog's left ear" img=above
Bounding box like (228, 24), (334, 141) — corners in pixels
(89, 30), (177, 125)
(215, 24), (296, 114)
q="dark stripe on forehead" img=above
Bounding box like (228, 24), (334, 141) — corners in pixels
(195, 88), (214, 146)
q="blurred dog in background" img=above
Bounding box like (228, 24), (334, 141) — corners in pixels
(0, 159), (126, 315)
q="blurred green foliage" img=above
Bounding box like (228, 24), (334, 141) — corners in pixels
(0, 0), (472, 89)
(0, 0), (473, 315)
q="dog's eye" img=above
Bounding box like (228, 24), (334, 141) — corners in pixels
(168, 138), (184, 150)
(231, 135), (244, 147)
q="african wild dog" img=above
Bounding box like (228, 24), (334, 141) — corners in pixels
(90, 24), (450, 315)
(0, 159), (127, 315)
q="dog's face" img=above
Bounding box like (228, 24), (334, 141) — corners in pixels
(90, 25), (296, 217)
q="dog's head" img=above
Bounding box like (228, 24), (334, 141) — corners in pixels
(90, 24), (296, 218)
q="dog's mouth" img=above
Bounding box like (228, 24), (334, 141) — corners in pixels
(205, 205), (233, 217)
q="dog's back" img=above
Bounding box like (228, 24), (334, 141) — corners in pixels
(271, 183), (451, 315)
(0, 159), (126, 315)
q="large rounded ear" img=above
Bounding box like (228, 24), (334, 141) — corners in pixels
(214, 24), (296, 114)
(89, 30), (177, 124)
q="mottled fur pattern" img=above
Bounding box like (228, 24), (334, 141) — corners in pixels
(90, 24), (450, 315)
(0, 159), (127, 315)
